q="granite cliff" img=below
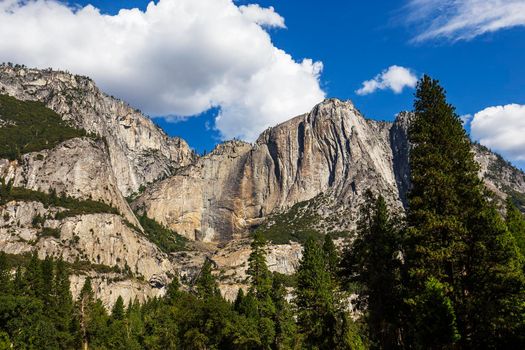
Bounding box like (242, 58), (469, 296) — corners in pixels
(1, 65), (524, 306)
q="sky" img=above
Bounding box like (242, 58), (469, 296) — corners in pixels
(0, 0), (524, 169)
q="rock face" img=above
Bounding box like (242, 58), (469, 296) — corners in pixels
(135, 100), (525, 242)
(0, 64), (196, 196)
(1, 66), (525, 307)
(134, 99), (405, 241)
(0, 137), (139, 226)
(133, 140), (254, 241)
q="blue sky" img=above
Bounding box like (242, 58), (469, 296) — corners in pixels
(1, 0), (524, 168)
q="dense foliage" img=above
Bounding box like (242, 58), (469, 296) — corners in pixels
(0, 180), (118, 217)
(0, 94), (87, 160)
(253, 200), (324, 244)
(0, 238), (362, 349)
(403, 76), (525, 349)
(137, 214), (188, 253)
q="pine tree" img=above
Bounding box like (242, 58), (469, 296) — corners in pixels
(112, 296), (125, 321)
(506, 198), (525, 259)
(341, 191), (404, 349)
(405, 75), (525, 348)
(53, 258), (75, 348)
(247, 232), (276, 348)
(195, 258), (220, 299)
(295, 237), (337, 349)
(323, 234), (339, 280)
(247, 232), (274, 315)
(271, 272), (297, 350)
(0, 252), (11, 295)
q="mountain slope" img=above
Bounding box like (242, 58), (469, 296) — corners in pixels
(0, 64), (196, 196)
(134, 99), (525, 243)
(1, 66), (524, 306)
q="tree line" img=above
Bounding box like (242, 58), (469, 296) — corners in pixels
(1, 76), (525, 349)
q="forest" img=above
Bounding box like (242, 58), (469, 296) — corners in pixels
(1, 76), (525, 349)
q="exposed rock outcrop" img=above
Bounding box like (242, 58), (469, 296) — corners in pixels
(134, 99), (525, 242)
(0, 64), (196, 196)
(0, 137), (139, 226)
(134, 99), (406, 241)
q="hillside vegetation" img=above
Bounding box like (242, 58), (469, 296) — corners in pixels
(0, 94), (86, 160)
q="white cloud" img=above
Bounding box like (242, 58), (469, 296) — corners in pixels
(0, 0), (324, 141)
(356, 65), (418, 96)
(460, 113), (473, 125)
(405, 0), (525, 42)
(470, 104), (525, 161)
(239, 4), (286, 28)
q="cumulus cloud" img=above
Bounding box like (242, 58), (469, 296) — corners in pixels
(0, 0), (324, 141)
(405, 0), (525, 42)
(356, 65), (418, 95)
(239, 4), (286, 28)
(470, 104), (525, 161)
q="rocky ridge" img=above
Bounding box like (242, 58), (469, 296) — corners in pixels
(0, 64), (196, 196)
(134, 99), (405, 241)
(1, 66), (524, 307)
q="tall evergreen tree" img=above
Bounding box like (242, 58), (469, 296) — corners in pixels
(341, 191), (404, 349)
(0, 252), (11, 295)
(195, 258), (220, 299)
(295, 237), (338, 349)
(53, 258), (76, 348)
(246, 231), (276, 348)
(271, 273), (298, 350)
(323, 234), (339, 280)
(247, 232), (275, 317)
(405, 75), (525, 348)
(111, 296), (125, 321)
(506, 198), (525, 259)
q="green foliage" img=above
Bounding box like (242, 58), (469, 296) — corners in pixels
(0, 94), (87, 160)
(138, 214), (188, 253)
(39, 227), (61, 239)
(340, 190), (405, 349)
(253, 199), (324, 244)
(506, 198), (525, 258)
(295, 237), (340, 349)
(111, 296), (125, 321)
(409, 278), (460, 349)
(194, 258), (220, 299)
(247, 232), (273, 310)
(0, 181), (119, 217)
(405, 75), (525, 349)
(0, 253), (78, 349)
